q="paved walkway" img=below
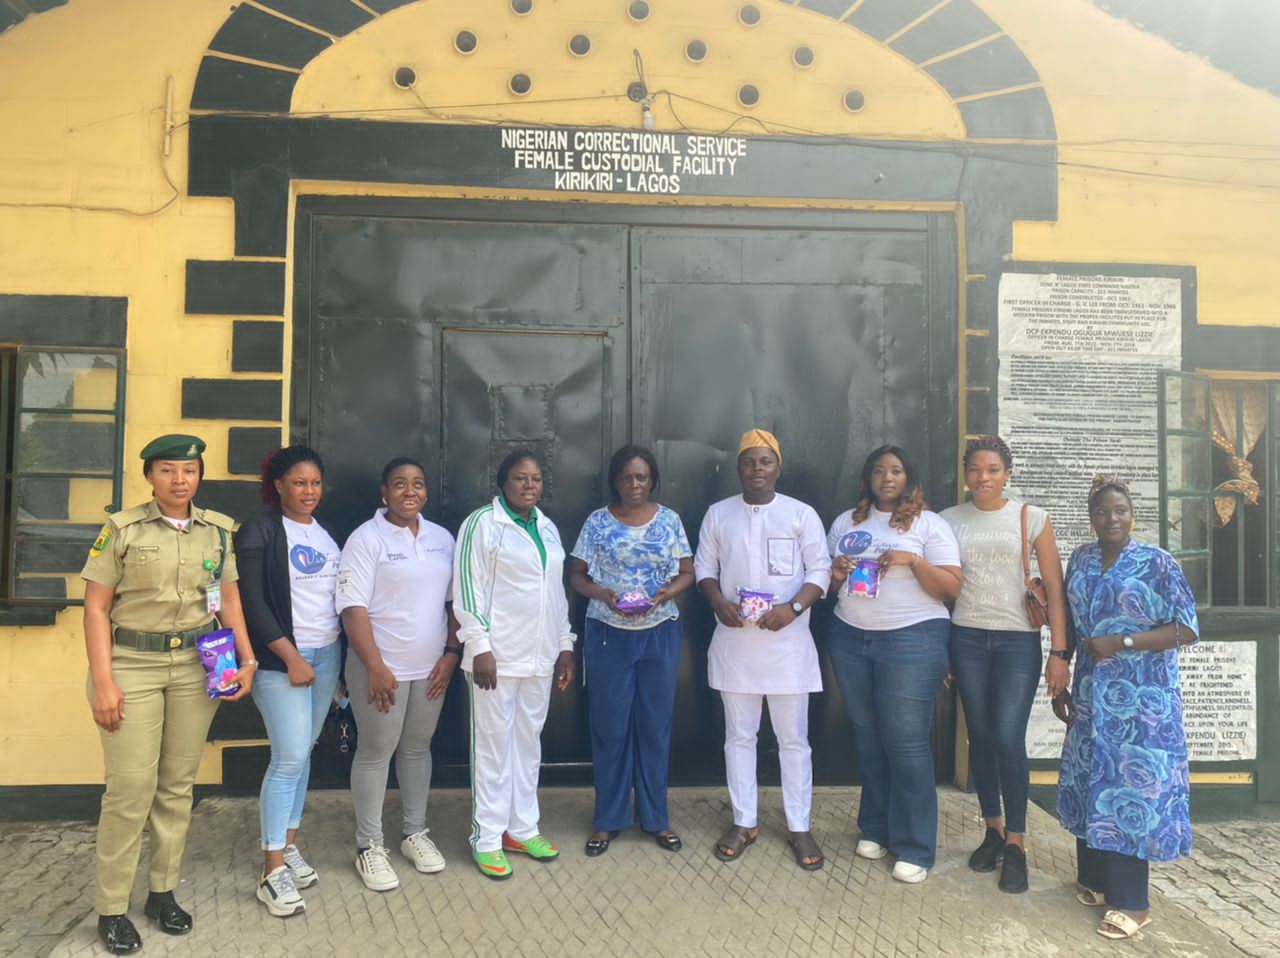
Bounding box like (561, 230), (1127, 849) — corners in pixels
(1, 787), (1275, 957)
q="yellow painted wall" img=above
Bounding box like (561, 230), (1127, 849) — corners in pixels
(0, 0), (1277, 786)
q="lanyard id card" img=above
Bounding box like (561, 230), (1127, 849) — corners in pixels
(203, 558), (222, 613)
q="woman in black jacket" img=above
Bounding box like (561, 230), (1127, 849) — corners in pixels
(234, 446), (342, 918)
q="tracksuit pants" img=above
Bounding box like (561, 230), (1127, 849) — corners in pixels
(467, 673), (552, 853)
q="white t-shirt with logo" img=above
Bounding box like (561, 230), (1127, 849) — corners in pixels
(335, 509), (455, 681)
(282, 516), (341, 650)
(826, 508), (959, 631)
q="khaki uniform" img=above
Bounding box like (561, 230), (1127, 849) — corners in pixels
(81, 500), (238, 915)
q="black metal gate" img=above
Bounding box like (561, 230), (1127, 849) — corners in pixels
(293, 198), (958, 787)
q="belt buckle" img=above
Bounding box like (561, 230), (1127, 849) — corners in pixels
(167, 634), (183, 650)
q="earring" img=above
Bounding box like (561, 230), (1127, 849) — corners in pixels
(381, 497), (387, 506)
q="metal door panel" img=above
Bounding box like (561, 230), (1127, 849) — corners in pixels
(313, 217), (626, 328)
(632, 224), (956, 785)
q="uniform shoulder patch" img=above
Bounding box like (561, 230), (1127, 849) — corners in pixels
(113, 505), (151, 528)
(199, 508), (238, 532)
(88, 524), (113, 558)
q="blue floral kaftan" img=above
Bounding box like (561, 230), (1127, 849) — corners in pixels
(1057, 539), (1199, 862)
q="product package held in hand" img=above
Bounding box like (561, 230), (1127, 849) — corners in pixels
(737, 588), (774, 623)
(616, 591), (652, 614)
(847, 559), (881, 599)
(196, 628), (240, 699)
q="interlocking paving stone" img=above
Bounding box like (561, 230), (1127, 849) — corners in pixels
(0, 788), (1270, 957)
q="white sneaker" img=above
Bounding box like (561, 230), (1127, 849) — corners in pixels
(400, 829), (446, 874)
(856, 840), (888, 860)
(356, 844), (400, 892)
(892, 861), (928, 884)
(257, 865), (305, 917)
(282, 844), (318, 889)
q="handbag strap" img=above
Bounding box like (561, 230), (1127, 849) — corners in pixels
(1019, 503), (1033, 587)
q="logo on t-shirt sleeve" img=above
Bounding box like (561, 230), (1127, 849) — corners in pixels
(290, 544), (328, 575)
(837, 531), (873, 556)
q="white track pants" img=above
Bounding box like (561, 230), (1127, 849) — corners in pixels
(468, 673), (552, 853)
(721, 691), (813, 832)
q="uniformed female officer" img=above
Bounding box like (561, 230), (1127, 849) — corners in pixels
(81, 434), (257, 955)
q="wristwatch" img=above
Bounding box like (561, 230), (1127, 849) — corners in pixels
(443, 646), (463, 657)
(790, 600), (804, 615)
(1048, 649), (1071, 662)
(1121, 634), (1135, 649)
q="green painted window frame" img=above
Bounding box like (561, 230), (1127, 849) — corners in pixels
(1158, 370), (1214, 607)
(1, 346), (125, 607)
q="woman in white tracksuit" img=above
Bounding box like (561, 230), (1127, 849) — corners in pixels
(453, 449), (576, 880)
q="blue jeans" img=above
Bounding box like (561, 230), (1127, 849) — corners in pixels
(949, 625), (1042, 834)
(829, 617), (949, 868)
(584, 617), (682, 832)
(251, 642), (342, 851)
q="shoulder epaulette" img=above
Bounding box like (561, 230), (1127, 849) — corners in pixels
(112, 505), (152, 528)
(197, 508), (239, 532)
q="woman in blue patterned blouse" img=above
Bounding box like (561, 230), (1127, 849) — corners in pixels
(1054, 476), (1199, 941)
(569, 445), (695, 857)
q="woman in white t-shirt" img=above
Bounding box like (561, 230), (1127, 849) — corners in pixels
(237, 446), (343, 917)
(336, 458), (462, 894)
(939, 436), (1069, 895)
(826, 445), (962, 885)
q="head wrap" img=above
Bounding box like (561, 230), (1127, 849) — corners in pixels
(1088, 474), (1132, 503)
(737, 428), (781, 467)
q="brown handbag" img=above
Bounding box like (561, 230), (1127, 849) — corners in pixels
(1021, 503), (1050, 629)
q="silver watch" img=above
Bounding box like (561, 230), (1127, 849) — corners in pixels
(1121, 634), (1135, 649)
(790, 600), (804, 615)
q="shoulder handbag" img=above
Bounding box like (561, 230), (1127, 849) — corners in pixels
(1021, 503), (1050, 629)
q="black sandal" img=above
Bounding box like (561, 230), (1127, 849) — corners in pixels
(652, 830), (682, 852)
(584, 830), (619, 857)
(787, 831), (825, 871)
(714, 825), (757, 862)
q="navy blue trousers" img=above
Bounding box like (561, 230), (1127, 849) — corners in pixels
(584, 617), (682, 833)
(1078, 839), (1150, 911)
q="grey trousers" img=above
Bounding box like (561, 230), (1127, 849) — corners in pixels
(346, 654), (445, 849)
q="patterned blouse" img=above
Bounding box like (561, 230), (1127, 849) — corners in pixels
(1057, 539), (1199, 862)
(571, 504), (692, 631)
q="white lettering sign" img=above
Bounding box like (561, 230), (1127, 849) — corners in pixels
(499, 127), (749, 195)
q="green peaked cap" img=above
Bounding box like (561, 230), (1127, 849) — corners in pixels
(139, 433), (206, 460)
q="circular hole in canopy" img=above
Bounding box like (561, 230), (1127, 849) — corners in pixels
(454, 30), (477, 55)
(738, 84), (759, 107)
(739, 4), (761, 26)
(686, 39), (707, 62)
(843, 89), (865, 112)
(511, 0), (533, 14)
(569, 34), (591, 56)
(793, 46), (814, 68)
(392, 66), (417, 89)
(509, 73), (532, 96)
(629, 0), (650, 21)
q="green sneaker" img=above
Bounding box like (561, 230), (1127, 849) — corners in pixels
(472, 848), (513, 881)
(502, 832), (560, 861)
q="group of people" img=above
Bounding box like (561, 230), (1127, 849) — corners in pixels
(81, 427), (1199, 954)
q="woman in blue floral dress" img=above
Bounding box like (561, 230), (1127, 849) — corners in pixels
(1056, 476), (1199, 941)
(569, 445), (695, 857)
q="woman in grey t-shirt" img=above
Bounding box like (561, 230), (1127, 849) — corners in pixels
(940, 436), (1070, 894)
